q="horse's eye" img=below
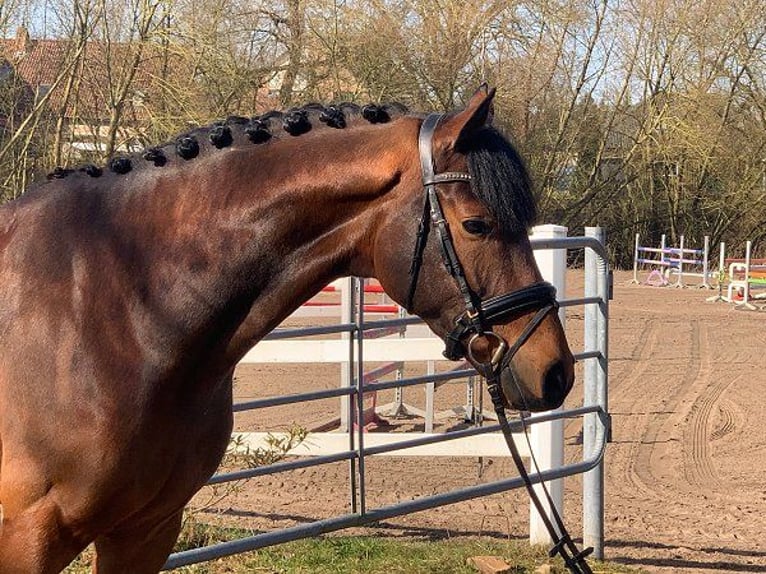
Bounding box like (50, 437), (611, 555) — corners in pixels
(462, 219), (492, 236)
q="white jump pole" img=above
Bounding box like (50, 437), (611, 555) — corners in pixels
(707, 242), (726, 302)
(719, 242), (726, 283)
(631, 233), (640, 284)
(673, 235), (685, 288)
(742, 241), (753, 308)
(529, 224), (567, 545)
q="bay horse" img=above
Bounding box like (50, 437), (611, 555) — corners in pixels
(0, 85), (574, 573)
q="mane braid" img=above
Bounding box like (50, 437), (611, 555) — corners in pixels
(47, 167), (74, 180)
(282, 109), (311, 136)
(143, 148), (167, 167)
(109, 157), (132, 175)
(80, 164), (103, 177)
(176, 136), (200, 160)
(461, 126), (537, 237)
(209, 124), (233, 148)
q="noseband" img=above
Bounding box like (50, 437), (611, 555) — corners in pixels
(405, 113), (558, 371)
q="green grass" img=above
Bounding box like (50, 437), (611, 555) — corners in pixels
(65, 521), (643, 574)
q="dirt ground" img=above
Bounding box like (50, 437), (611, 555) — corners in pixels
(192, 269), (766, 573)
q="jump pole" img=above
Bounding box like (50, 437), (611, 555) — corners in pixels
(630, 233), (640, 284)
(671, 235), (685, 288)
(631, 233), (664, 285)
(706, 242), (727, 302)
(737, 241), (757, 310)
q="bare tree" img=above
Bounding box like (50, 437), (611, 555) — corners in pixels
(90, 0), (165, 156)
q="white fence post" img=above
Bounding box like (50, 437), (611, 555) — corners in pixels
(529, 224), (567, 545)
(338, 277), (355, 432)
(679, 235), (685, 286)
(701, 235), (711, 289)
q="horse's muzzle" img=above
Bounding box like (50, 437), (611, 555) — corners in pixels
(501, 357), (574, 412)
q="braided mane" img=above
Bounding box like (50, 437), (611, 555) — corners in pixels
(46, 102), (409, 181)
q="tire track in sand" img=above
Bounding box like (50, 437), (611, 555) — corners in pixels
(607, 318), (665, 498)
(609, 317), (717, 503)
(684, 319), (764, 485)
(680, 320), (744, 489)
(709, 403), (736, 441)
(629, 319), (705, 493)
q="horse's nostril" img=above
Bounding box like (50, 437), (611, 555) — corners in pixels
(543, 360), (571, 408)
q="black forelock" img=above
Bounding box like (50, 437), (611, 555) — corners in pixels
(461, 126), (537, 237)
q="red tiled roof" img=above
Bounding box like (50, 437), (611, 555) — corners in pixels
(0, 37), (71, 88)
(0, 28), (165, 123)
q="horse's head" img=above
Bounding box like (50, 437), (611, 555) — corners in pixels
(373, 86), (575, 412)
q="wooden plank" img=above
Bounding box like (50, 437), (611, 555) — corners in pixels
(240, 337), (447, 364)
(231, 431), (530, 458)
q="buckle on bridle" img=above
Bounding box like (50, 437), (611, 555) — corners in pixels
(464, 308), (480, 320)
(467, 331), (507, 371)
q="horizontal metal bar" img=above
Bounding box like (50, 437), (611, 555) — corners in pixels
(233, 386), (354, 412)
(573, 350), (602, 361)
(234, 361), (603, 412)
(208, 451), (356, 485)
(529, 236), (609, 261)
(360, 316), (423, 330)
(360, 423), (503, 456)
(351, 407), (603, 458)
(234, 368), (473, 413)
(559, 296), (602, 308)
(264, 323), (356, 339)
(365, 368), (475, 392)
(218, 407), (603, 485)
(499, 405), (603, 431)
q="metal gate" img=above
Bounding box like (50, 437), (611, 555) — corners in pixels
(163, 226), (610, 570)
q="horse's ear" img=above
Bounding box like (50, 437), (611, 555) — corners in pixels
(439, 84), (496, 150)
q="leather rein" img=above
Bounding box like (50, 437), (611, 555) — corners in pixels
(405, 113), (593, 574)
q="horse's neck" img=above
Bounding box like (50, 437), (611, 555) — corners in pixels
(131, 126), (408, 375)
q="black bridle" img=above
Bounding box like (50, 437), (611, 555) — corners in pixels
(407, 113), (593, 574)
(406, 112), (559, 366)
